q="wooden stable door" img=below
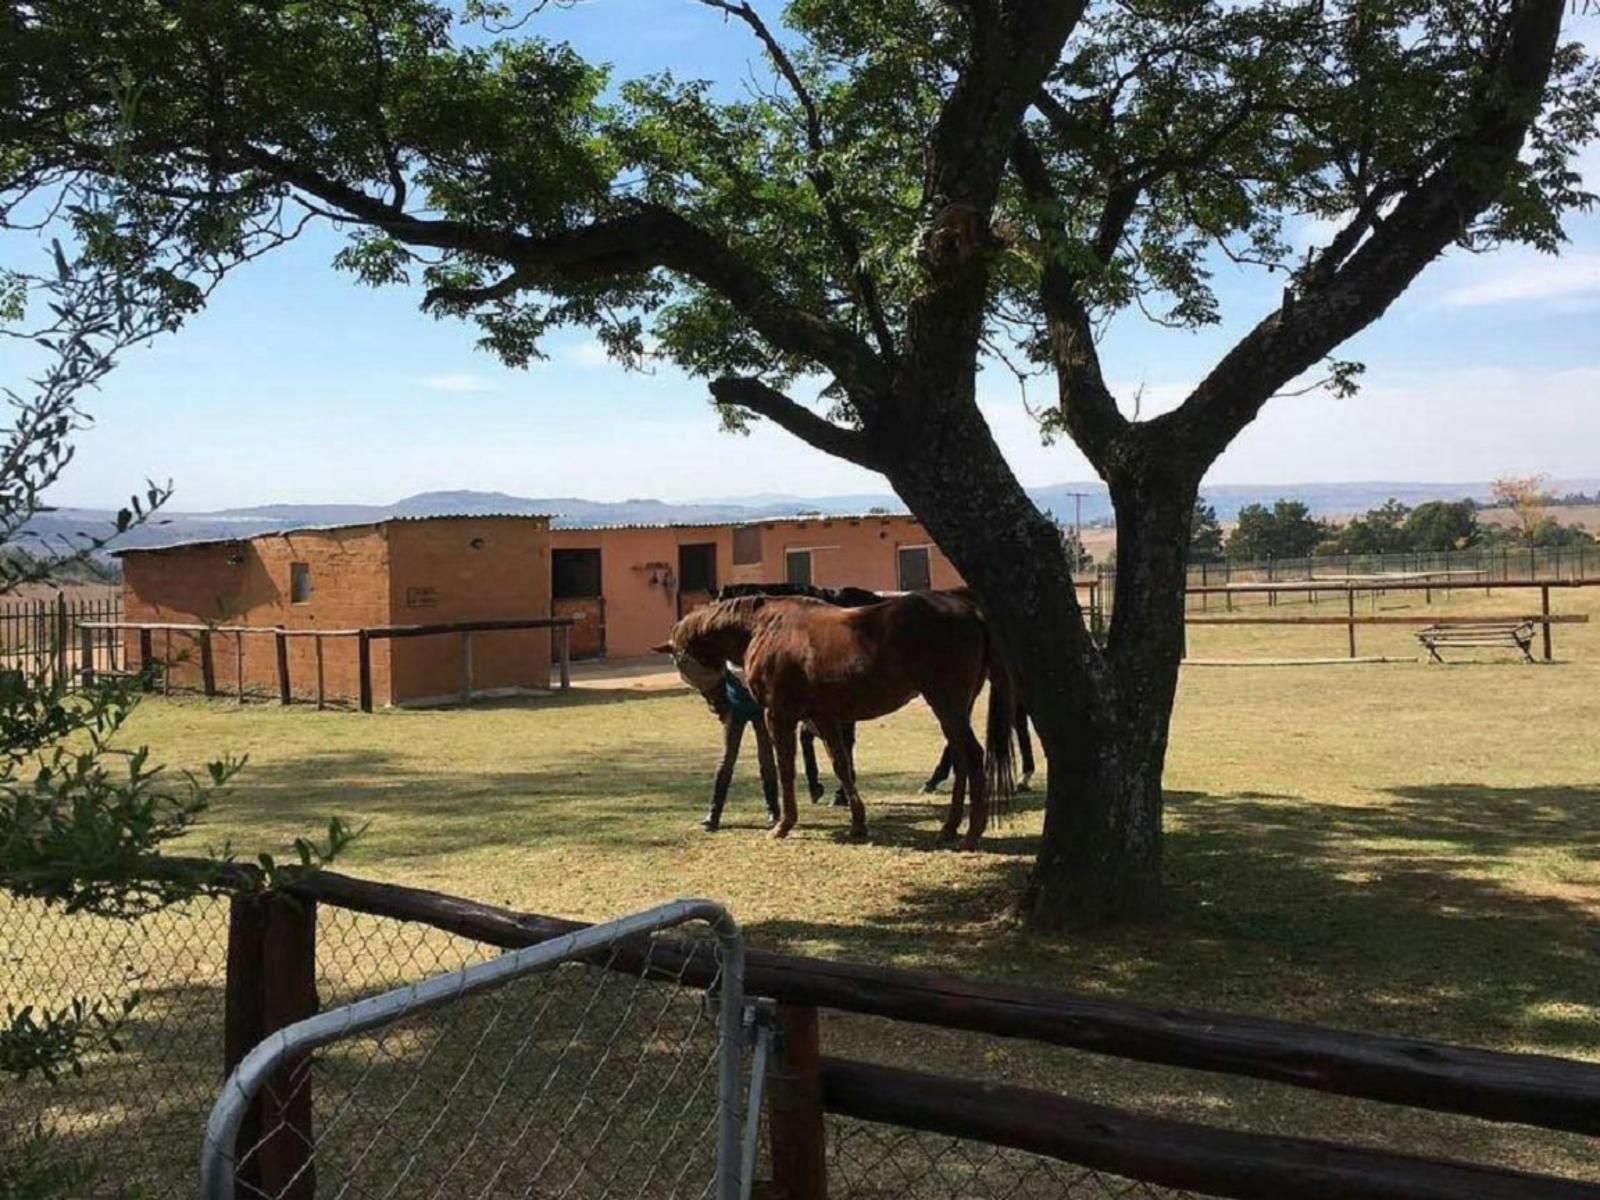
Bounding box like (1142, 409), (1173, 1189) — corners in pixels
(677, 543), (718, 618)
(552, 548), (606, 660)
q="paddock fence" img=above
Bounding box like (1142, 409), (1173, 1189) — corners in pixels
(0, 591), (122, 690)
(5, 863), (1597, 1200)
(76, 615), (577, 710)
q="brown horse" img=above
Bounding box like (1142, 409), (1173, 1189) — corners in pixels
(660, 591), (1015, 848)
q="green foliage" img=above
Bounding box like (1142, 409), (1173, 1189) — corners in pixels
(1, 0), (1594, 393)
(1226, 500), (1329, 561)
(1, 993), (139, 1083)
(1319, 498), (1414, 555)
(1403, 500), (1482, 552)
(1188, 499), (1225, 562)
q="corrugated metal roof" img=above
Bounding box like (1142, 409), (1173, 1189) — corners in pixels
(111, 513), (554, 557)
(554, 512), (913, 532)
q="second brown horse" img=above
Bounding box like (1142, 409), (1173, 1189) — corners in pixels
(660, 590), (1015, 848)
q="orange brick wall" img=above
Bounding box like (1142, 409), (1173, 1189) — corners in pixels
(549, 526), (730, 662)
(385, 517), (552, 702)
(550, 515), (961, 659)
(120, 527), (395, 703)
(737, 515), (962, 594)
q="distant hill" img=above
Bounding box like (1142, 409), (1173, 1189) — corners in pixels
(20, 479), (1600, 557)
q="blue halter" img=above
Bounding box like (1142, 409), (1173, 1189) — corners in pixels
(723, 672), (763, 721)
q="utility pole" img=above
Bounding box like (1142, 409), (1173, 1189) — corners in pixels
(1062, 491), (1092, 572)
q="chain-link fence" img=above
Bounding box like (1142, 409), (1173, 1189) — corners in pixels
(203, 900), (744, 1200)
(826, 1117), (1215, 1200)
(1, 890), (231, 1196)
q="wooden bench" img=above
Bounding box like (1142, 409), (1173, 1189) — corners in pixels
(1416, 621), (1535, 663)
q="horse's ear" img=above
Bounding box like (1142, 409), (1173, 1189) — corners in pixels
(651, 640), (674, 654)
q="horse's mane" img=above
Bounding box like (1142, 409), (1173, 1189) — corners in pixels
(715, 582), (883, 608)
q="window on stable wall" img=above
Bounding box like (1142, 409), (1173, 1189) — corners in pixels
(897, 545), (932, 592)
(732, 526), (762, 566)
(290, 562), (312, 604)
(785, 549), (813, 587)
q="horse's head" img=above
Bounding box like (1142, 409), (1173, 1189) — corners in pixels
(655, 598), (764, 706)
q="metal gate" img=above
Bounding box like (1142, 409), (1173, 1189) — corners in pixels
(199, 900), (746, 1200)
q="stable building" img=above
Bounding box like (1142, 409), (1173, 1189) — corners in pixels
(116, 515), (554, 706)
(548, 513), (961, 660)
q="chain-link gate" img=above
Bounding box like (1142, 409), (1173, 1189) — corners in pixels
(198, 900), (746, 1200)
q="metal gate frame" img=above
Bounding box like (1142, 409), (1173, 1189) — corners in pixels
(199, 899), (745, 1200)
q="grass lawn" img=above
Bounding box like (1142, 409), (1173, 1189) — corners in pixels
(9, 582), (1599, 1188)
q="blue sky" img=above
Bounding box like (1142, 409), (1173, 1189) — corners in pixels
(15, 2), (1600, 511)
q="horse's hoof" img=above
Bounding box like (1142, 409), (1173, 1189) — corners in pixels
(937, 826), (960, 844)
(849, 825), (870, 842)
(808, 787), (826, 804)
(701, 819), (720, 833)
(961, 834), (982, 853)
(1018, 776), (1033, 793)
(832, 793), (849, 808)
(769, 822), (794, 840)
(922, 781), (942, 794)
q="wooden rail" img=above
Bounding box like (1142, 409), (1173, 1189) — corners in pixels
(821, 1057), (1598, 1200)
(77, 617), (574, 707)
(258, 867), (1600, 1137)
(121, 860), (1600, 1197)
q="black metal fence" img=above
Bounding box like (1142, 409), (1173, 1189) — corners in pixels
(0, 590), (123, 690)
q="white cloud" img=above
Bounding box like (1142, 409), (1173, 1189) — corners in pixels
(416, 372), (498, 393)
(1437, 252), (1600, 309)
(570, 339), (611, 367)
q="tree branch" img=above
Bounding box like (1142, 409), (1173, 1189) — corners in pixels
(239, 148), (891, 404)
(708, 377), (884, 470)
(1161, 0), (1566, 463)
(1010, 132), (1128, 470)
(698, 0), (897, 363)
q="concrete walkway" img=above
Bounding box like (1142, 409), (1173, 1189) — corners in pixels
(567, 655), (687, 692)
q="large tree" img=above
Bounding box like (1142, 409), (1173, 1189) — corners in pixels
(5, 0), (1595, 925)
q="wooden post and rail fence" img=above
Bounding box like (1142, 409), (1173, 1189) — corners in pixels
(77, 616), (575, 710)
(1179, 578), (1594, 661)
(132, 860), (1597, 1200)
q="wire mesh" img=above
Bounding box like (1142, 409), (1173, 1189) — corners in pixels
(213, 905), (739, 1200)
(1, 890), (230, 1197)
(824, 1116), (1217, 1200)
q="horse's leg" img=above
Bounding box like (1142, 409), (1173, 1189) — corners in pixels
(834, 721), (855, 807)
(752, 720), (781, 827)
(767, 715), (800, 838)
(933, 702), (987, 850)
(923, 743), (954, 794)
(814, 718), (868, 841)
(1016, 707), (1036, 792)
(704, 715), (745, 832)
(939, 755), (967, 843)
(800, 725), (826, 803)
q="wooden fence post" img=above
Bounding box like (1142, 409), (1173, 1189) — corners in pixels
(358, 630), (373, 713)
(236, 633), (245, 706)
(223, 893), (268, 1197)
(79, 625), (95, 688)
(767, 1005), (828, 1200)
(315, 635), (326, 711)
(557, 624), (571, 691)
(1541, 584), (1552, 662)
(200, 629), (217, 697)
(1346, 590), (1356, 659)
(275, 629), (291, 706)
(139, 628), (154, 692)
(257, 892), (319, 1200)
(460, 630), (474, 705)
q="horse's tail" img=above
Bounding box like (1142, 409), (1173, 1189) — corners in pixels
(984, 645), (1017, 820)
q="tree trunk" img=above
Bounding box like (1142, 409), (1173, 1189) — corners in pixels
(1023, 473), (1195, 928)
(886, 391), (1196, 928)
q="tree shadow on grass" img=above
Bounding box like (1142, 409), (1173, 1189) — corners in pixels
(743, 783), (1600, 1178)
